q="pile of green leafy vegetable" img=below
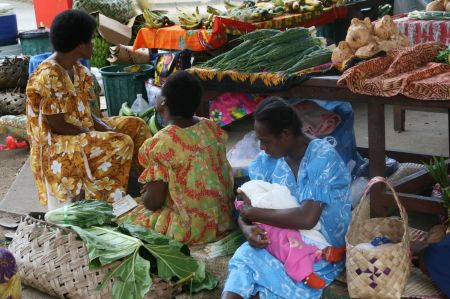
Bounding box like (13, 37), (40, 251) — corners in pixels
(44, 200), (114, 227)
(435, 47), (450, 64)
(44, 201), (217, 299)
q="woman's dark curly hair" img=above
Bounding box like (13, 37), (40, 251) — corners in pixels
(161, 71), (203, 117)
(50, 9), (97, 53)
(254, 96), (303, 136)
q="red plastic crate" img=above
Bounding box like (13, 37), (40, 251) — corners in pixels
(33, 0), (73, 28)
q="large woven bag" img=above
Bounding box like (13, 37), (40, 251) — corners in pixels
(9, 216), (181, 299)
(346, 176), (410, 299)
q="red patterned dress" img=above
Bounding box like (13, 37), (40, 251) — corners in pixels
(122, 118), (235, 245)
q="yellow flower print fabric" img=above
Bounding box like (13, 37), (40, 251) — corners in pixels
(26, 60), (151, 206)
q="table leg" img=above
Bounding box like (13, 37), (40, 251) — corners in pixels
(393, 106), (405, 132)
(368, 103), (388, 217)
(448, 108), (450, 158)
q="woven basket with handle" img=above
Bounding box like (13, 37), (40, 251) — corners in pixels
(8, 216), (182, 299)
(346, 176), (410, 299)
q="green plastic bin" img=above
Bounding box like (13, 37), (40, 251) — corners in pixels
(100, 64), (153, 116)
(18, 29), (52, 56)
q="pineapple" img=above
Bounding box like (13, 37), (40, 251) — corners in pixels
(0, 56), (29, 92)
(0, 91), (26, 116)
(73, 0), (137, 23)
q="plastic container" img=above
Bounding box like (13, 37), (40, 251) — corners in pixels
(18, 29), (52, 56)
(0, 5), (18, 46)
(100, 64), (154, 116)
(33, 0), (73, 29)
(131, 93), (150, 115)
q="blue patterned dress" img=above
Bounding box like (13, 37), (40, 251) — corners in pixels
(223, 138), (352, 299)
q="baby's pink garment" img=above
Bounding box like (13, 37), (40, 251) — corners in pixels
(260, 224), (322, 282)
(235, 201), (322, 282)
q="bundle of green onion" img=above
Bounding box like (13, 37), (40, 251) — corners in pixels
(44, 200), (114, 228)
(195, 230), (246, 259)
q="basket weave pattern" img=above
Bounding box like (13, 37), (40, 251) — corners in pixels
(346, 177), (411, 299)
(9, 217), (181, 299)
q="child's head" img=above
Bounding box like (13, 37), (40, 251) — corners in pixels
(158, 71), (203, 118)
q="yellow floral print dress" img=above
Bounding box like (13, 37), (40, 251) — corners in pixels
(26, 60), (151, 207)
(121, 119), (235, 245)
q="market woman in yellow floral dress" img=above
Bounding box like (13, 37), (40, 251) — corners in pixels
(121, 71), (235, 245)
(26, 10), (151, 209)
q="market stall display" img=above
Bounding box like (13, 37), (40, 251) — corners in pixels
(188, 28), (334, 92)
(331, 15), (410, 69)
(338, 42), (450, 100)
(132, 5), (348, 51)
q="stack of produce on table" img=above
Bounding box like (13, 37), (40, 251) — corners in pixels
(425, 0), (450, 11)
(199, 27), (332, 73)
(73, 0), (136, 24)
(44, 200), (217, 299)
(331, 15), (410, 65)
(91, 30), (111, 68)
(152, 0), (339, 30)
(142, 9), (175, 28)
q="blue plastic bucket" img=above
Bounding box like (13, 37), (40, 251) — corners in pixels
(0, 13), (18, 46)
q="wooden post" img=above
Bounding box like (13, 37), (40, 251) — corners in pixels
(368, 102), (387, 217)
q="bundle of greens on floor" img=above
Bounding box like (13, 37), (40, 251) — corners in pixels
(44, 201), (217, 299)
(45, 200), (115, 227)
(199, 27), (333, 73)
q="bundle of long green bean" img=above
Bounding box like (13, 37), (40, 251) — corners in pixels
(200, 27), (332, 74)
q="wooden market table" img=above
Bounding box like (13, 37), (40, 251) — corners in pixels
(200, 75), (450, 217)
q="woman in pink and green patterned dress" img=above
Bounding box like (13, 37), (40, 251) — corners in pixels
(121, 71), (235, 245)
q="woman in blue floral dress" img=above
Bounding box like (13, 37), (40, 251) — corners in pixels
(222, 97), (352, 299)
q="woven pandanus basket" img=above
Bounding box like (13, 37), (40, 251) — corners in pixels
(8, 216), (182, 299)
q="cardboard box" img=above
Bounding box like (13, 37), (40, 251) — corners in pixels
(91, 12), (136, 45)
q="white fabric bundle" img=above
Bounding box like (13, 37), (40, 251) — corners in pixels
(239, 180), (330, 247)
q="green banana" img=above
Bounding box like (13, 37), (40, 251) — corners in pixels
(148, 114), (159, 135)
(139, 107), (155, 118)
(120, 102), (135, 116)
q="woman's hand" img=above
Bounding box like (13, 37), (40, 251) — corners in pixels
(238, 217), (270, 248)
(236, 188), (252, 206)
(44, 113), (89, 135)
(238, 204), (256, 224)
(92, 114), (115, 132)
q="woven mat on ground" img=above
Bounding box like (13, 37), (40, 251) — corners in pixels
(338, 42), (450, 100)
(189, 63), (337, 93)
(388, 163), (426, 183)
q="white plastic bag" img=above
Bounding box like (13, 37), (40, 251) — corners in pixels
(350, 177), (369, 208)
(227, 131), (260, 176)
(131, 94), (150, 115)
(90, 67), (104, 95)
(145, 79), (161, 107)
